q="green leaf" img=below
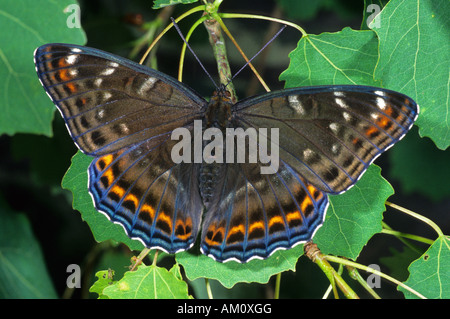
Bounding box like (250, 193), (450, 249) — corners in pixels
(370, 0), (450, 150)
(62, 151), (145, 251)
(399, 236), (450, 299)
(389, 127), (450, 202)
(280, 27), (379, 87)
(0, 0), (86, 136)
(379, 247), (423, 282)
(102, 265), (191, 299)
(314, 165), (393, 260)
(177, 244), (302, 289)
(152, 0), (198, 9)
(169, 263), (184, 281)
(361, 0), (388, 30)
(90, 270), (116, 299)
(0, 196), (58, 298)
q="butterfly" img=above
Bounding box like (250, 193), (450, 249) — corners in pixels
(34, 43), (418, 263)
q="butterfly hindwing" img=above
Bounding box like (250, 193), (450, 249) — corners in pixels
(34, 43), (207, 156)
(89, 136), (203, 253)
(199, 127), (328, 262)
(233, 85), (418, 194)
(200, 161), (328, 263)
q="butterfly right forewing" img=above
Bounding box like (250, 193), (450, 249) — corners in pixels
(233, 85), (418, 194)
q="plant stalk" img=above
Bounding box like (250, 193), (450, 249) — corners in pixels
(304, 242), (359, 299)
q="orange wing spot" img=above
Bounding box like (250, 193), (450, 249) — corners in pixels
(96, 154), (114, 171)
(365, 125), (379, 137)
(102, 168), (115, 186)
(384, 105), (394, 116)
(352, 137), (360, 145)
(300, 195), (313, 213)
(59, 69), (71, 81)
(286, 211), (302, 223)
(111, 185), (125, 198)
(204, 224), (225, 246)
(124, 193), (138, 208)
(97, 154), (114, 169)
(58, 58), (68, 68)
(268, 215), (284, 228)
(376, 115), (390, 128)
(307, 184), (321, 199)
(228, 224), (245, 237)
(141, 204), (155, 220)
(249, 221), (265, 233)
(156, 212), (172, 232)
(175, 217), (192, 240)
(65, 82), (77, 93)
(175, 232), (190, 241)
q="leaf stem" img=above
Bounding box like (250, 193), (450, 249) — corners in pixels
(213, 13), (271, 92)
(322, 264), (343, 299)
(347, 266), (381, 299)
(324, 255), (427, 299)
(130, 248), (151, 271)
(203, 13), (237, 101)
(218, 12), (307, 37)
(304, 242), (359, 299)
(381, 227), (434, 246)
(178, 15), (209, 82)
(386, 201), (444, 237)
(152, 250), (159, 266)
(129, 6), (174, 66)
(139, 5), (206, 65)
(205, 278), (214, 299)
(274, 273), (281, 299)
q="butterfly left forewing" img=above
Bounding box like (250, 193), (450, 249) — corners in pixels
(34, 44), (207, 156)
(233, 85), (418, 194)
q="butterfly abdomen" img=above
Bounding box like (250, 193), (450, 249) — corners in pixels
(199, 162), (224, 206)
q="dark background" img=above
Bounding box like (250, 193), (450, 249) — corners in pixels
(0, 0), (448, 299)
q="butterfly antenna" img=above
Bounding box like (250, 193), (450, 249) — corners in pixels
(226, 25), (287, 88)
(170, 17), (219, 89)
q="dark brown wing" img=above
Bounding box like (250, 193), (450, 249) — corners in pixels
(233, 85), (418, 194)
(34, 43), (207, 156)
